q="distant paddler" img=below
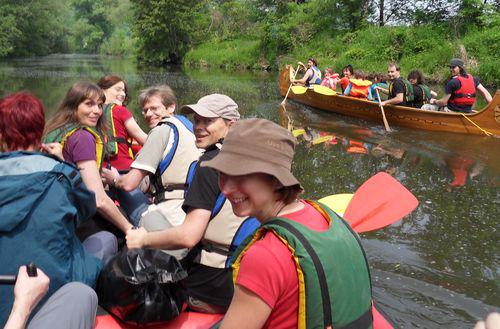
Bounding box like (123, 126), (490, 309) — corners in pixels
(292, 57), (322, 86)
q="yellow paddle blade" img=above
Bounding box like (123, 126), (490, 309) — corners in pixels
(291, 86), (308, 94)
(313, 85), (336, 96)
(292, 129), (306, 137)
(312, 135), (333, 145)
(318, 194), (353, 216)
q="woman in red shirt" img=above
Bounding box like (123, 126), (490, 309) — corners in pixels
(97, 75), (147, 171)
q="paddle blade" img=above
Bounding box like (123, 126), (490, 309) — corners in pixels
(344, 172), (418, 233)
(292, 128), (306, 137)
(312, 135), (334, 145)
(318, 194), (353, 216)
(313, 84), (337, 96)
(291, 86), (308, 94)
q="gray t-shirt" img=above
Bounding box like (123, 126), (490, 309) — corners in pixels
(131, 124), (172, 174)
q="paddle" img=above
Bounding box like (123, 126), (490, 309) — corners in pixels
(319, 172), (418, 233)
(375, 88), (391, 132)
(313, 84), (337, 96)
(291, 86), (308, 95)
(281, 65), (301, 105)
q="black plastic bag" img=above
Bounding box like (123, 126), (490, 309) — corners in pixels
(97, 247), (187, 325)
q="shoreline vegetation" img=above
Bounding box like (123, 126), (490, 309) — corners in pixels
(0, 0), (498, 87)
(183, 24), (499, 87)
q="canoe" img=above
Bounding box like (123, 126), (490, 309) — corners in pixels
(279, 65), (500, 136)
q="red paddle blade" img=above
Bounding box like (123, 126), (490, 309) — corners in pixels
(344, 172), (418, 233)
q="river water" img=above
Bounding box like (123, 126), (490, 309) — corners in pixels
(0, 54), (498, 328)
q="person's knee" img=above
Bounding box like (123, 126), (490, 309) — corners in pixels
(65, 282), (97, 307)
(140, 211), (173, 232)
(83, 231), (118, 264)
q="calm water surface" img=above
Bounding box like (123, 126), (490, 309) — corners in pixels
(1, 55), (498, 328)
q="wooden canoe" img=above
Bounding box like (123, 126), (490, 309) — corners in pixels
(279, 65), (500, 136)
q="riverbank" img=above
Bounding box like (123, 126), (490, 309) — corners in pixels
(184, 25), (499, 87)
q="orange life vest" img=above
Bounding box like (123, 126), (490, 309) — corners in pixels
(349, 79), (372, 98)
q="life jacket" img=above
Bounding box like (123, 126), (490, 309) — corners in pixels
(389, 77), (413, 103)
(307, 66), (322, 86)
(184, 145), (261, 269)
(449, 74), (476, 106)
(343, 138), (370, 154)
(0, 151), (102, 327)
(44, 124), (105, 169)
(348, 79), (373, 98)
(231, 200), (373, 329)
(103, 103), (134, 158)
(407, 84), (432, 104)
(151, 115), (202, 203)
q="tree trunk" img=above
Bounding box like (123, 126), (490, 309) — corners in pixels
(379, 0), (385, 26)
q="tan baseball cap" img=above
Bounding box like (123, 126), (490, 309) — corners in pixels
(180, 94), (240, 120)
(202, 118), (301, 188)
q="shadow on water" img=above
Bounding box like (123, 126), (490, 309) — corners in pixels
(0, 55), (498, 328)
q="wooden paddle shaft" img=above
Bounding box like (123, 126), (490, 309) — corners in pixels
(376, 89), (391, 132)
(282, 65), (301, 104)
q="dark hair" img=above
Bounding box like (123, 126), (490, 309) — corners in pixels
(0, 92), (45, 151)
(325, 68), (334, 75)
(408, 70), (424, 84)
(138, 85), (177, 109)
(97, 75), (129, 105)
(308, 57), (318, 66)
(388, 63), (401, 71)
(44, 82), (107, 137)
(459, 67), (467, 76)
(342, 65), (354, 75)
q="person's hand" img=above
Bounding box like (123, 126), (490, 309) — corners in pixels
(429, 98), (437, 105)
(126, 227), (148, 249)
(101, 167), (120, 186)
(13, 266), (50, 314)
(41, 143), (64, 161)
(474, 312), (500, 329)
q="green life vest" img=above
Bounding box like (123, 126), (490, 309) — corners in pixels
(44, 124), (106, 169)
(231, 200), (373, 329)
(389, 78), (413, 103)
(418, 84), (432, 102)
(103, 103), (134, 158)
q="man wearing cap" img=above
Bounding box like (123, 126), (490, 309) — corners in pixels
(126, 94), (260, 314)
(422, 58), (492, 112)
(101, 85), (201, 259)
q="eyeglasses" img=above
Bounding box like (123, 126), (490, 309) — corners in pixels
(142, 105), (164, 115)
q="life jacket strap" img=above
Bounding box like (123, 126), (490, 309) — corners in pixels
(454, 92), (476, 98)
(200, 242), (231, 256)
(153, 184), (187, 204)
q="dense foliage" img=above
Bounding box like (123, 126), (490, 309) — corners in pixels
(0, 0), (498, 84)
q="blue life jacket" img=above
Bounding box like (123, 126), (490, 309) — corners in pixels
(0, 152), (102, 327)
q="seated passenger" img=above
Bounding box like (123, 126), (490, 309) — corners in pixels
(339, 64), (354, 92)
(293, 58), (322, 86)
(97, 75), (148, 171)
(320, 68), (339, 91)
(44, 82), (127, 259)
(422, 58), (492, 112)
(101, 85), (202, 259)
(377, 63), (409, 107)
(203, 119), (375, 328)
(369, 73), (388, 100)
(125, 94), (260, 313)
(0, 92), (101, 327)
(344, 70), (373, 100)
(4, 266), (97, 329)
(406, 70), (437, 109)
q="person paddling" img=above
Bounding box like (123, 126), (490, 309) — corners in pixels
(422, 58), (492, 112)
(204, 118), (375, 329)
(293, 58), (322, 86)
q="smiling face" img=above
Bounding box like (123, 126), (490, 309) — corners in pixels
(76, 96), (103, 127)
(142, 95), (175, 128)
(193, 114), (231, 149)
(103, 81), (126, 106)
(387, 65), (400, 80)
(449, 65), (460, 77)
(219, 172), (280, 221)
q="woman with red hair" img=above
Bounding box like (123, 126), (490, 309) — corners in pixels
(0, 92), (100, 328)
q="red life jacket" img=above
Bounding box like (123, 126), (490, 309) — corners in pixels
(449, 74), (476, 106)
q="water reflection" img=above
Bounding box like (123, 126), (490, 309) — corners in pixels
(0, 55), (498, 328)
